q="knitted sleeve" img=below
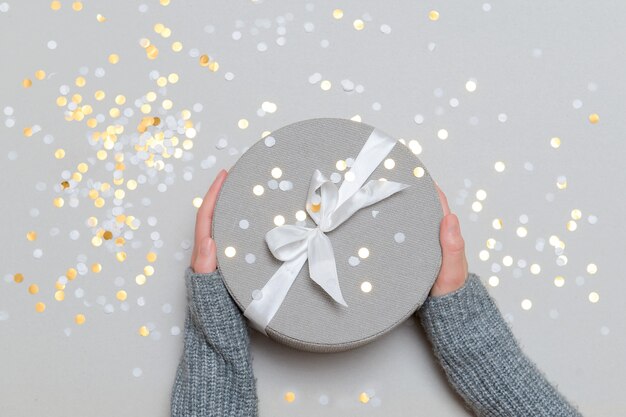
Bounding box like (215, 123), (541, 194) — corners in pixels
(170, 266), (258, 417)
(416, 272), (583, 417)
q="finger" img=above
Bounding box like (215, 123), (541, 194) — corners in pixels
(435, 183), (451, 216)
(192, 169), (228, 266)
(433, 213), (468, 295)
(193, 237), (217, 274)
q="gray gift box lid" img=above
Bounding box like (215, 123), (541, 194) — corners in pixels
(212, 118), (442, 353)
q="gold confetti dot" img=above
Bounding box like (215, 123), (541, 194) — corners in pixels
(383, 158), (395, 169)
(91, 263), (102, 273)
(199, 54), (210, 67)
(353, 19), (365, 30)
(54, 290), (65, 301)
(271, 167), (283, 179)
(72, 1), (83, 11)
(359, 392), (370, 404)
(571, 209), (582, 220)
(587, 263), (598, 274)
(146, 252), (157, 262)
(284, 391), (296, 403)
(26, 231), (37, 241)
(336, 160), (347, 171)
(492, 218), (503, 230)
(50, 1), (61, 11)
(138, 326), (150, 336)
(413, 167), (425, 178)
(146, 45), (159, 59)
(429, 10), (440, 21)
(530, 263), (541, 275)
(588, 113), (600, 124)
(35, 302), (46, 313)
(168, 73), (179, 83)
(144, 265), (155, 276)
(54, 148), (65, 159)
(253, 185), (264, 196)
(332, 9), (344, 19)
(116, 290), (127, 301)
(28, 284), (39, 294)
(75, 314), (86, 324)
(238, 119), (249, 129)
(56, 96), (68, 106)
(96, 13), (106, 22)
(295, 210), (307, 221)
(116, 251), (127, 262)
(588, 291), (599, 303)
(566, 220), (577, 231)
(35, 70), (46, 80)
(550, 137), (561, 148)
(13, 273), (24, 283)
(172, 41), (183, 52)
(22, 78), (33, 88)
(53, 197), (64, 208)
(208, 61), (219, 72)
(192, 197), (203, 208)
(108, 53), (120, 64)
(554, 276), (565, 287)
(75, 76), (86, 87)
(472, 201), (483, 212)
(136, 274), (146, 285)
(160, 0), (170, 5)
(486, 238), (496, 249)
(66, 268), (77, 280)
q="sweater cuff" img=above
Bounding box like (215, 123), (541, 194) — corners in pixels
(416, 272), (520, 361)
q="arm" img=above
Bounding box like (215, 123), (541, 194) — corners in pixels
(170, 266), (258, 417)
(417, 271), (582, 417)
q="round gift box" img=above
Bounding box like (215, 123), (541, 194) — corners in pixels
(212, 117), (443, 353)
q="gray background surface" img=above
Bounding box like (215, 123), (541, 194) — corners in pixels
(1, 0), (624, 415)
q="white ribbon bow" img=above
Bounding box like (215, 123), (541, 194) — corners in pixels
(244, 128), (411, 335)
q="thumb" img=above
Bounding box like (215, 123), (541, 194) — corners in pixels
(431, 213), (469, 296)
(192, 237), (218, 274)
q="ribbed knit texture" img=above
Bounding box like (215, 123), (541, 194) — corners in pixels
(171, 267), (582, 416)
(417, 272), (583, 417)
(171, 266), (258, 417)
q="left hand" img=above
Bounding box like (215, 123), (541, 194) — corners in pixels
(190, 169), (228, 274)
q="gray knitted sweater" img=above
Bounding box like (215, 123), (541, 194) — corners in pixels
(171, 267), (582, 416)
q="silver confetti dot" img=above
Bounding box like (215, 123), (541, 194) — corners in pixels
(251, 289), (263, 300)
(348, 256), (360, 266)
(394, 232), (405, 243)
(279, 180), (293, 191)
(267, 179), (278, 190)
(132, 368), (143, 377)
(264, 136), (276, 147)
(245, 253), (256, 264)
(239, 219), (250, 229)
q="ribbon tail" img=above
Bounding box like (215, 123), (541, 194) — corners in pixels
(326, 180), (411, 231)
(307, 230), (348, 307)
(243, 250), (309, 335)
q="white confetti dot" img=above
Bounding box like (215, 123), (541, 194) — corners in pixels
(304, 22), (315, 32)
(380, 24), (391, 34)
(308, 72), (322, 84)
(482, 3), (492, 12)
(171, 326), (181, 336)
(414, 114), (424, 124)
(239, 219), (249, 229)
(261, 101), (277, 113)
(437, 129), (448, 140)
(600, 326), (610, 336)
(264, 136), (276, 147)
(0, 3), (10, 12)
(257, 42), (268, 52)
(132, 368), (143, 377)
(348, 256), (360, 266)
(319, 394), (329, 405)
(245, 253), (256, 264)
(394, 232), (405, 243)
(33, 248), (43, 259)
(47, 40), (58, 50)
(521, 299), (532, 310)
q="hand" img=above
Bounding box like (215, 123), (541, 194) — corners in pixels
(430, 184), (469, 297)
(190, 169), (228, 274)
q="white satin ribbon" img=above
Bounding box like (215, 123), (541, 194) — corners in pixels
(243, 128), (411, 335)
